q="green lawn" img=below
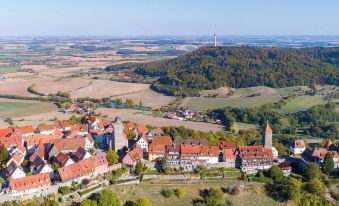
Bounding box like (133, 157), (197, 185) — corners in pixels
(275, 95), (325, 114)
(108, 181), (283, 206)
(0, 66), (20, 73)
(0, 101), (57, 118)
(182, 95), (281, 110)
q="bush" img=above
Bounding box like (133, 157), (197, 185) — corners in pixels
(231, 185), (241, 196)
(161, 189), (174, 198)
(134, 197), (152, 206)
(305, 179), (325, 195)
(174, 188), (185, 198)
(58, 186), (71, 195)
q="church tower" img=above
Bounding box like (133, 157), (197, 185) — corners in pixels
(110, 116), (128, 153)
(262, 121), (272, 149)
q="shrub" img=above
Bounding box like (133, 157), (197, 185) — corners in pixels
(161, 189), (174, 198)
(58, 186), (71, 195)
(174, 188), (185, 198)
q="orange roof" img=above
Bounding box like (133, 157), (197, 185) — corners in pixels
(9, 173), (51, 192)
(57, 153), (107, 182)
(152, 136), (172, 146)
(56, 153), (72, 167)
(239, 145), (273, 159)
(200, 145), (219, 157)
(53, 137), (85, 152)
(26, 134), (63, 147)
(136, 125), (148, 134)
(14, 125), (34, 134)
(127, 146), (143, 162)
(263, 123), (272, 132)
(0, 136), (22, 149)
(149, 144), (167, 154)
(219, 141), (237, 150)
(0, 128), (13, 137)
(223, 149), (237, 159)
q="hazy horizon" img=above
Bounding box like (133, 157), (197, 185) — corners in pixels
(1, 0), (339, 36)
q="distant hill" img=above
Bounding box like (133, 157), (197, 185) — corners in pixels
(134, 46), (339, 97)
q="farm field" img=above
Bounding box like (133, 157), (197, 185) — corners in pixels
(102, 181), (283, 206)
(275, 95), (326, 114)
(0, 99), (57, 119)
(0, 66), (20, 73)
(97, 108), (224, 132)
(182, 95), (282, 110)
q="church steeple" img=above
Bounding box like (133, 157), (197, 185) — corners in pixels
(262, 121), (272, 149)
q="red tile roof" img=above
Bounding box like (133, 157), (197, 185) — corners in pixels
(57, 153), (107, 182)
(0, 128), (13, 137)
(26, 134), (63, 147)
(14, 125), (34, 134)
(126, 146), (143, 162)
(56, 153), (72, 167)
(136, 125), (148, 134)
(53, 137), (86, 152)
(239, 145), (273, 159)
(9, 173), (51, 192)
(0, 136), (22, 149)
(152, 136), (172, 145)
(219, 141), (237, 150)
(223, 149), (237, 159)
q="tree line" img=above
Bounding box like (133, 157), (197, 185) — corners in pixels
(134, 46), (339, 97)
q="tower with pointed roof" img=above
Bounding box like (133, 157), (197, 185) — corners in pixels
(262, 121), (272, 149)
(110, 116), (128, 153)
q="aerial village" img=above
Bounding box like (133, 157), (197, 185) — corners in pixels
(0, 115), (338, 201)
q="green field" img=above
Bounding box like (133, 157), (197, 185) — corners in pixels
(0, 101), (57, 118)
(182, 95), (281, 110)
(275, 96), (325, 114)
(108, 181), (283, 206)
(0, 66), (20, 73)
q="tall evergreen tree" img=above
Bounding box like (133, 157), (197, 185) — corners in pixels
(322, 152), (334, 175)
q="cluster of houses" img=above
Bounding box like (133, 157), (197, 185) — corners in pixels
(165, 109), (203, 121)
(122, 122), (279, 174)
(0, 115), (338, 200)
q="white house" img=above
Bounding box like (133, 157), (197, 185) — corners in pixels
(8, 173), (51, 198)
(5, 162), (26, 180)
(136, 135), (149, 152)
(290, 140), (306, 155)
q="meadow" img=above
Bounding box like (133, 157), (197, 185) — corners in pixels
(182, 95), (282, 110)
(0, 100), (57, 118)
(105, 180), (283, 206)
(275, 95), (326, 114)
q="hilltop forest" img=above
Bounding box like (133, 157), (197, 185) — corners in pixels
(134, 46), (339, 97)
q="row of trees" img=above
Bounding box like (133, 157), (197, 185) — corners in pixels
(208, 102), (338, 139)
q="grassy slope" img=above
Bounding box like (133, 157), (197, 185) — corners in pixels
(110, 181), (283, 206)
(275, 96), (325, 114)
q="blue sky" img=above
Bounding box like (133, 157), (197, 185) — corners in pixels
(0, 0), (338, 36)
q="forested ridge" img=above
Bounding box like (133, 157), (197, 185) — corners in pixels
(134, 46), (339, 96)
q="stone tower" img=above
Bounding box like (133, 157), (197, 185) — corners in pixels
(262, 121), (272, 149)
(110, 116), (128, 153)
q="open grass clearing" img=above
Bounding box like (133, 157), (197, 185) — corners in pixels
(0, 100), (57, 118)
(274, 95), (325, 114)
(0, 66), (20, 73)
(182, 95), (281, 110)
(107, 181), (283, 206)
